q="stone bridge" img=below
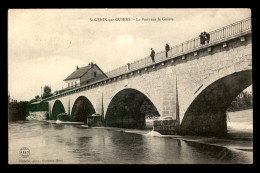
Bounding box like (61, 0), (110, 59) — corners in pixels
(43, 17), (252, 136)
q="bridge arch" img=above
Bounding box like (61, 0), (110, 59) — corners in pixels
(103, 82), (163, 118)
(180, 69), (252, 136)
(105, 88), (160, 129)
(70, 96), (96, 123)
(51, 100), (65, 120)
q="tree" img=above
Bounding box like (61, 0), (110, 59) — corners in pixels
(35, 95), (40, 99)
(227, 91), (253, 112)
(42, 85), (52, 99)
(44, 86), (51, 95)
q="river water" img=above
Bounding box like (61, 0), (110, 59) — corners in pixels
(8, 109), (253, 164)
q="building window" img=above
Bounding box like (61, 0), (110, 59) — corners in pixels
(71, 82), (73, 87)
(94, 72), (96, 77)
(75, 81), (77, 87)
(68, 83), (70, 88)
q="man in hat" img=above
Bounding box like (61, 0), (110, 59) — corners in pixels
(165, 43), (170, 57)
(200, 32), (205, 46)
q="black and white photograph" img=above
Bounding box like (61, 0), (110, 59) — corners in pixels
(8, 8), (252, 164)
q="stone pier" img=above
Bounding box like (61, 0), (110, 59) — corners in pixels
(153, 118), (179, 135)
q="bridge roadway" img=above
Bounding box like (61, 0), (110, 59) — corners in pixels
(43, 17), (252, 136)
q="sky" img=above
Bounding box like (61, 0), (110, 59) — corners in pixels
(8, 8), (252, 101)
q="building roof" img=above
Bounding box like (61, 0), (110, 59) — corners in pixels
(64, 63), (108, 81)
(64, 64), (92, 81)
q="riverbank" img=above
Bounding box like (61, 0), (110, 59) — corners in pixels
(227, 109), (253, 131)
(42, 120), (85, 125)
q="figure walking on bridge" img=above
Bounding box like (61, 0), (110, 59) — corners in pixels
(165, 43), (170, 57)
(150, 48), (155, 62)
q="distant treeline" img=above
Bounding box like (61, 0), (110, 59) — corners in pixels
(8, 101), (49, 121)
(227, 91), (253, 112)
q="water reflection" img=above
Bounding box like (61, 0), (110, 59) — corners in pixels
(8, 121), (252, 164)
(108, 132), (148, 163)
(52, 124), (65, 130)
(183, 141), (252, 164)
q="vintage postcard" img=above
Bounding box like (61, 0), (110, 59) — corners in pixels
(8, 8), (252, 164)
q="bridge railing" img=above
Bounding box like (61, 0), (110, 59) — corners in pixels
(209, 17), (251, 42)
(105, 17), (251, 77)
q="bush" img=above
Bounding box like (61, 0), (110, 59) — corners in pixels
(8, 101), (29, 121)
(57, 113), (70, 121)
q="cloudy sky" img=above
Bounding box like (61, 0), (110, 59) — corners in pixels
(8, 8), (251, 101)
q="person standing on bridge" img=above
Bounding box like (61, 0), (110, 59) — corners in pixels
(150, 48), (155, 62)
(205, 32), (210, 44)
(200, 32), (205, 46)
(165, 43), (170, 57)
